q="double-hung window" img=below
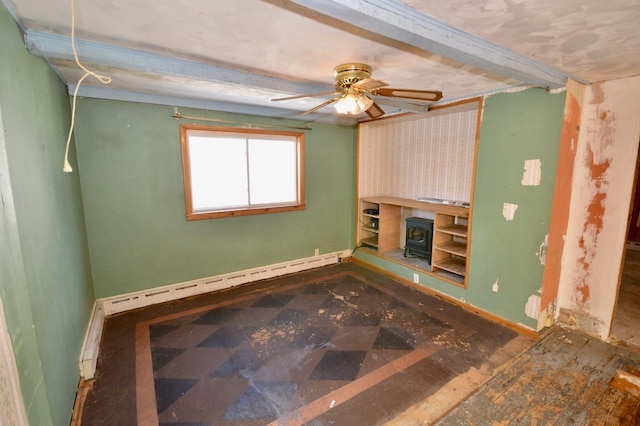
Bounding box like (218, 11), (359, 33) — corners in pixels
(180, 125), (305, 220)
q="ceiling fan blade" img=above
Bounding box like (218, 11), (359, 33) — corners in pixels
(353, 78), (388, 91)
(373, 88), (443, 102)
(365, 101), (385, 119)
(299, 97), (341, 116)
(271, 91), (340, 101)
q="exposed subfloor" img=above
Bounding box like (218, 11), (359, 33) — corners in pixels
(80, 262), (531, 425)
(436, 327), (640, 425)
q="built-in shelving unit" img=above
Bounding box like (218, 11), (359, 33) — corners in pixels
(357, 197), (469, 287)
(431, 214), (468, 278)
(356, 99), (481, 290)
(358, 199), (401, 253)
(359, 200), (379, 249)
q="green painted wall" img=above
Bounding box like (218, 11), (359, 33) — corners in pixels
(467, 89), (565, 328)
(354, 88), (565, 330)
(73, 100), (356, 298)
(0, 3), (96, 425)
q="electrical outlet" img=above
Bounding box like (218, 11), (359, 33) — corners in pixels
(413, 274), (419, 283)
(314, 248), (319, 256)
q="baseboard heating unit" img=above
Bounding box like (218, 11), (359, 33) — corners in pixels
(79, 250), (349, 379)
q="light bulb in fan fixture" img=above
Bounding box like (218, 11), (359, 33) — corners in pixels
(334, 93), (359, 114)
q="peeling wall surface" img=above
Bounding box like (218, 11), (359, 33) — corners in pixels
(557, 76), (640, 338)
(539, 80), (584, 315)
(467, 89), (565, 330)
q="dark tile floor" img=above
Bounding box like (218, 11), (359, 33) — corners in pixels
(81, 263), (527, 425)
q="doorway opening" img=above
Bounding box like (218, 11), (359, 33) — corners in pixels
(610, 138), (640, 347)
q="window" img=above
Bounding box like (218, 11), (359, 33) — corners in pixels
(180, 125), (305, 220)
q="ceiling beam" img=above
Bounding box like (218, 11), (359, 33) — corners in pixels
(25, 30), (437, 116)
(68, 84), (358, 125)
(288, 0), (581, 88)
(25, 31), (334, 96)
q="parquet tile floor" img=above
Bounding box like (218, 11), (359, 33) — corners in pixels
(80, 263), (528, 425)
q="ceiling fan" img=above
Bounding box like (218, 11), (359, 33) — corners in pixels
(272, 63), (443, 119)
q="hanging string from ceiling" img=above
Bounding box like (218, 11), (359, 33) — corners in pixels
(62, 0), (112, 173)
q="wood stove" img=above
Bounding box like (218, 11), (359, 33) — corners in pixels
(404, 217), (434, 262)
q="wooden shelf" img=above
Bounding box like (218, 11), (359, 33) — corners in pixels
(431, 212), (468, 282)
(436, 224), (468, 238)
(361, 196), (469, 218)
(361, 236), (379, 248)
(358, 199), (400, 253)
(435, 241), (467, 257)
(432, 257), (466, 276)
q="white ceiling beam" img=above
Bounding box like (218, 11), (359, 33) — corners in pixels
(25, 31), (335, 96)
(25, 30), (436, 116)
(67, 84), (357, 125)
(288, 0), (581, 88)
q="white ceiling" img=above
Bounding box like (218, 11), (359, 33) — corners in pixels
(4, 0), (640, 124)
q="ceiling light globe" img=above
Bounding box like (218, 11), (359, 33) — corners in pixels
(334, 93), (359, 114)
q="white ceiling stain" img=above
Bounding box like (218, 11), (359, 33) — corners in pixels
(401, 0), (640, 83)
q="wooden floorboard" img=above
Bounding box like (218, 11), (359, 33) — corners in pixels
(437, 327), (640, 425)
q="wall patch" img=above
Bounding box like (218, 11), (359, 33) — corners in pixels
(522, 159), (542, 186)
(525, 294), (541, 320)
(502, 203), (518, 221)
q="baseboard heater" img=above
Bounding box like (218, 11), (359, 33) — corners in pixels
(79, 251), (348, 379)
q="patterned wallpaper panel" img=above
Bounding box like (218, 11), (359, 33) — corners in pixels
(358, 106), (479, 203)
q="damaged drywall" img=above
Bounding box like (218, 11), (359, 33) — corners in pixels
(539, 81), (583, 324)
(538, 234), (548, 265)
(525, 294), (541, 320)
(570, 84), (616, 310)
(556, 76), (640, 339)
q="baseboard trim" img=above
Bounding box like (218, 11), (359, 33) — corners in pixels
(79, 301), (105, 380)
(79, 250), (351, 379)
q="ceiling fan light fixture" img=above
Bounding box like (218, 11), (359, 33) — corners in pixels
(334, 93), (359, 114)
(334, 91), (373, 115)
(281, 62), (441, 119)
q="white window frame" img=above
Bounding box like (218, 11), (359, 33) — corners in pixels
(180, 125), (305, 220)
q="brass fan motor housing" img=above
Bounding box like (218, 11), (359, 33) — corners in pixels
(333, 63), (372, 89)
